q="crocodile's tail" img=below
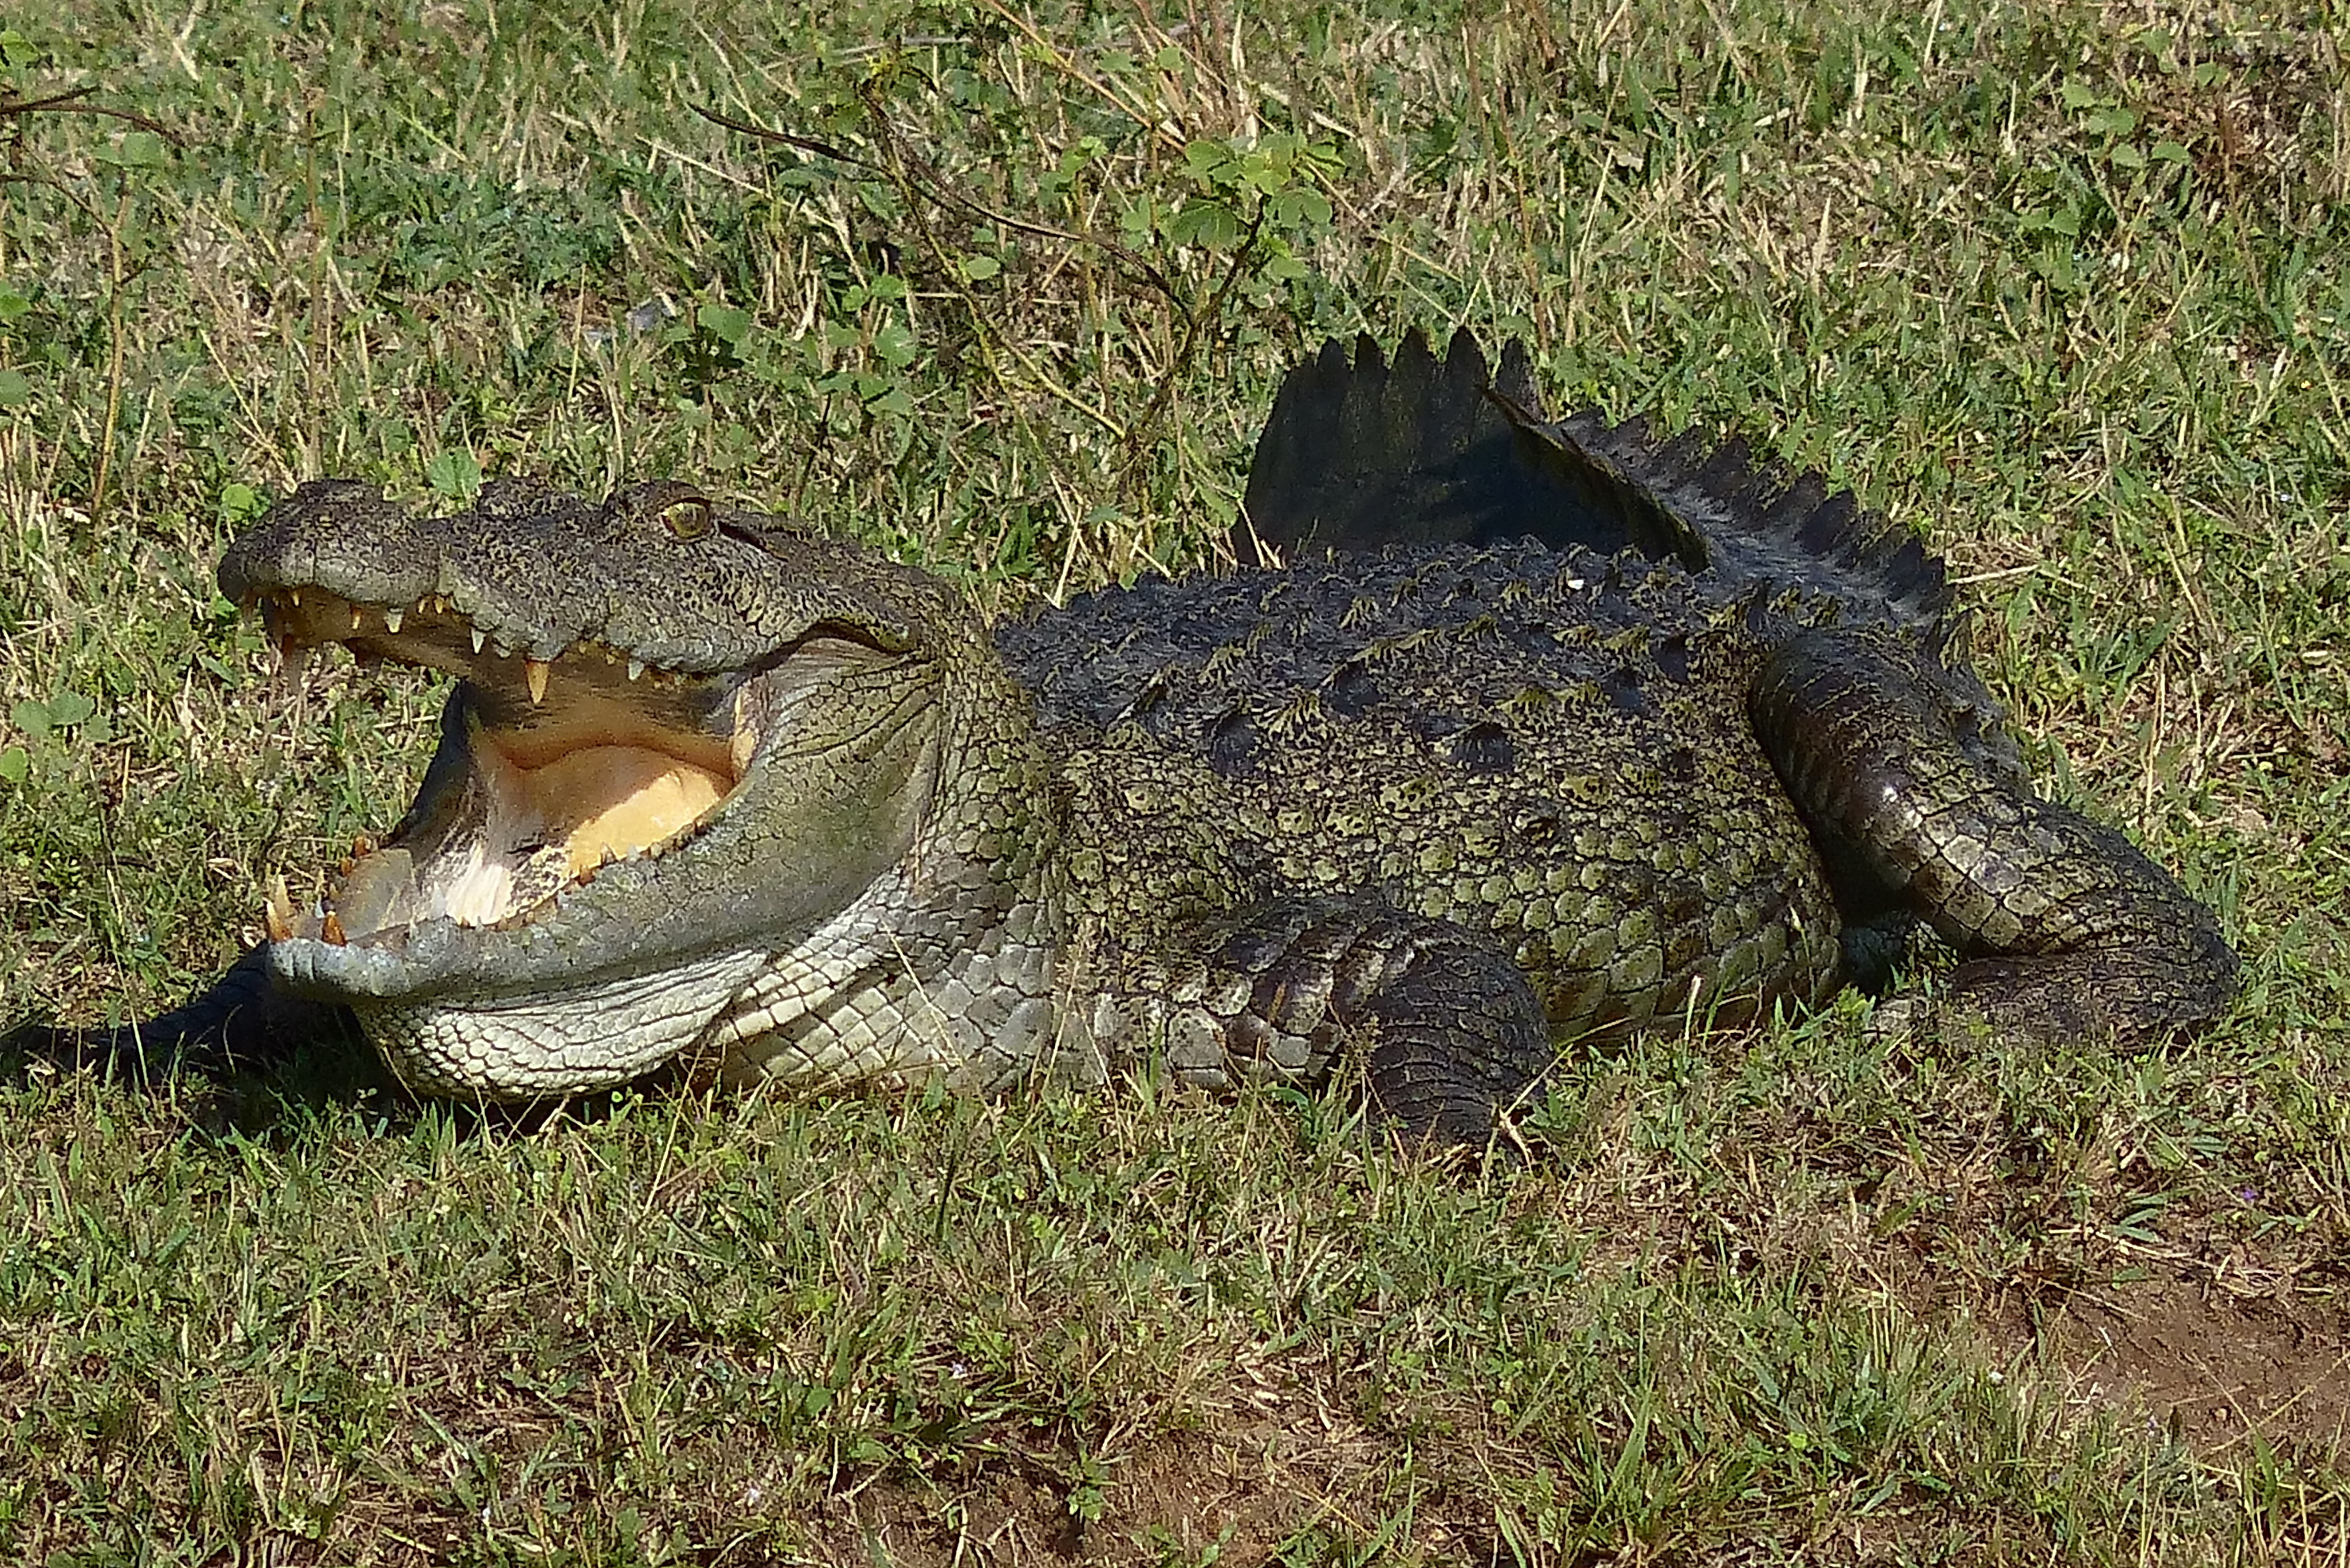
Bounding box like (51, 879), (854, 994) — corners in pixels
(1238, 328), (1956, 642)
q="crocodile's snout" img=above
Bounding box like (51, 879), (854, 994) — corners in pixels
(210, 476), (965, 1099)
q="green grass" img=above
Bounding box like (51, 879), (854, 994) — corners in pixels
(1, 0), (2345, 1560)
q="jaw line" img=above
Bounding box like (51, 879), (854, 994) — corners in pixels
(261, 640), (940, 1007)
(270, 656), (763, 958)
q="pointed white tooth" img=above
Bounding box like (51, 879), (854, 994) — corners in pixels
(471, 627), (487, 654)
(349, 606), (364, 631)
(263, 874), (294, 943)
(383, 606), (403, 633)
(525, 658), (551, 706)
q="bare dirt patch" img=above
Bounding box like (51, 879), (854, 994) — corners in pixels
(793, 1363), (1509, 1566)
(800, 1421), (1362, 1565)
(1991, 1267), (2350, 1460)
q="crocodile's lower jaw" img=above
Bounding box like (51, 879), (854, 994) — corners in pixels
(331, 946), (775, 1098)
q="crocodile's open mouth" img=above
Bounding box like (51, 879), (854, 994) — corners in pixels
(252, 587), (757, 949)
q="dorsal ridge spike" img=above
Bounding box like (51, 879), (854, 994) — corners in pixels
(1233, 328), (1959, 644)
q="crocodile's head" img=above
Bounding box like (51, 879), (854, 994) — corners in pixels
(219, 478), (963, 1098)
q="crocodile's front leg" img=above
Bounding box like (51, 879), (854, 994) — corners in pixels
(1094, 896), (1555, 1142)
(1749, 629), (2239, 1044)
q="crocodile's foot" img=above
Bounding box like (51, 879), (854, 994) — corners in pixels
(1754, 629), (2238, 1048)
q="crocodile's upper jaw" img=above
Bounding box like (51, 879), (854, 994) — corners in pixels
(254, 583), (757, 948)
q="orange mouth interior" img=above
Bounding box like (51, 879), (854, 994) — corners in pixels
(254, 586), (753, 943)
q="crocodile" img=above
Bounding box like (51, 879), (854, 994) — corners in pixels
(96, 330), (2236, 1138)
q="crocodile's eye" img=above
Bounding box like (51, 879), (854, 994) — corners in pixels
(661, 496), (714, 541)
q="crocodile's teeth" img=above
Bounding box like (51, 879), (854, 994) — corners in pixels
(383, 606), (404, 634)
(321, 910), (348, 946)
(350, 606), (364, 631)
(626, 659), (645, 682)
(286, 588), (300, 607)
(263, 874), (294, 943)
(732, 690), (759, 777)
(524, 658), (551, 706)
(471, 627), (488, 654)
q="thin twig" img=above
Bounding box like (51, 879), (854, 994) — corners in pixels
(0, 86), (179, 142)
(698, 80), (1275, 541)
(967, 0), (1191, 159)
(90, 193), (127, 523)
(1116, 201), (1266, 500)
(861, 94), (1184, 308)
(687, 102), (858, 163)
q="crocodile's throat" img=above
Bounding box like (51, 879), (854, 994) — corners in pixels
(252, 585), (757, 947)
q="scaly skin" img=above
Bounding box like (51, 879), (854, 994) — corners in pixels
(48, 332), (2237, 1137)
(1749, 629), (2238, 1041)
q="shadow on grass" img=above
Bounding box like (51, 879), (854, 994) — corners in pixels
(0, 984), (690, 1147)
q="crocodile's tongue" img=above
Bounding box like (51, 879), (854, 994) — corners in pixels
(252, 585), (754, 947)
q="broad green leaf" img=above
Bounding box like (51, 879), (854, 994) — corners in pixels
(1168, 197), (1241, 248)
(696, 303), (753, 346)
(425, 450), (482, 504)
(219, 481), (265, 524)
(870, 320), (918, 369)
(98, 130), (170, 168)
